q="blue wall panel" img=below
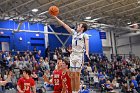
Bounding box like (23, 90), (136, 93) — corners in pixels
(0, 20), (45, 56)
(48, 25), (70, 52)
(48, 34), (63, 51)
(0, 20), (10, 28)
(38, 24), (44, 31)
(86, 29), (103, 53)
(9, 21), (15, 29)
(24, 22), (29, 30)
(29, 23), (38, 31)
(0, 36), (10, 42)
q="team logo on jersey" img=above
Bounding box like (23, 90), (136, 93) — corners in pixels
(74, 37), (82, 40)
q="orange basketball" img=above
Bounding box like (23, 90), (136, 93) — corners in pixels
(49, 6), (59, 16)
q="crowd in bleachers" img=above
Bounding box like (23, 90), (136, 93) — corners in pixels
(0, 48), (140, 93)
(0, 50), (50, 92)
(81, 54), (140, 93)
(0, 45), (72, 92)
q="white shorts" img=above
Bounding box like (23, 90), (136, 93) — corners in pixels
(70, 52), (84, 68)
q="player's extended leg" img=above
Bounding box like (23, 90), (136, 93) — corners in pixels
(70, 71), (75, 91)
(70, 62), (81, 92)
(74, 69), (81, 91)
(70, 53), (83, 92)
(70, 61), (77, 91)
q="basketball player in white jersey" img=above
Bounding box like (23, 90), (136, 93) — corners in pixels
(53, 16), (89, 92)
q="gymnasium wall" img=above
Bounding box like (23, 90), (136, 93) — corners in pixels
(116, 35), (140, 57)
(48, 25), (72, 52)
(86, 29), (103, 54)
(0, 20), (103, 57)
(101, 31), (112, 59)
(0, 20), (45, 56)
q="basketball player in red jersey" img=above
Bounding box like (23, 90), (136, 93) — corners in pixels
(43, 57), (63, 93)
(61, 58), (72, 93)
(17, 68), (36, 93)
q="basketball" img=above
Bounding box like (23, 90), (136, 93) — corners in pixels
(49, 6), (59, 16)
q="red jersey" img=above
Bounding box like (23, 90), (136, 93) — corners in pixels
(17, 77), (35, 93)
(52, 69), (63, 93)
(62, 71), (72, 93)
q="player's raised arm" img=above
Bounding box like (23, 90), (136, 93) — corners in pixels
(84, 34), (90, 59)
(53, 16), (73, 34)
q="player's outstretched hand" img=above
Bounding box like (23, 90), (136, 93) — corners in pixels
(52, 15), (57, 19)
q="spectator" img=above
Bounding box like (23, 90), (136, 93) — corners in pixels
(105, 80), (113, 92)
(131, 76), (138, 88)
(29, 52), (33, 59)
(35, 51), (41, 61)
(0, 71), (12, 86)
(121, 83), (129, 93)
(53, 52), (57, 61)
(136, 71), (140, 83)
(112, 77), (119, 88)
(98, 72), (105, 80)
(16, 51), (21, 60)
(33, 47), (37, 56)
(44, 57), (50, 71)
(129, 83), (138, 93)
(45, 46), (50, 58)
(4, 71), (14, 89)
(93, 74), (99, 88)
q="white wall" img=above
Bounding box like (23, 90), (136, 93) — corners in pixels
(2, 42), (9, 51)
(132, 43), (140, 57)
(116, 35), (140, 57)
(131, 35), (140, 57)
(102, 31), (111, 47)
(101, 31), (112, 59)
(116, 37), (130, 54)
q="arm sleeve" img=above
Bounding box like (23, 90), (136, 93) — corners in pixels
(17, 78), (22, 85)
(71, 29), (76, 35)
(84, 34), (89, 40)
(31, 79), (35, 86)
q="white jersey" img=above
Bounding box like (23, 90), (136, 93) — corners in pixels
(70, 29), (89, 68)
(71, 29), (89, 53)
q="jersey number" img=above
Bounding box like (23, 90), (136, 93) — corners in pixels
(54, 79), (59, 85)
(24, 85), (29, 91)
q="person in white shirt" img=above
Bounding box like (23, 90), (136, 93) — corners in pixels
(94, 75), (99, 88)
(54, 16), (89, 92)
